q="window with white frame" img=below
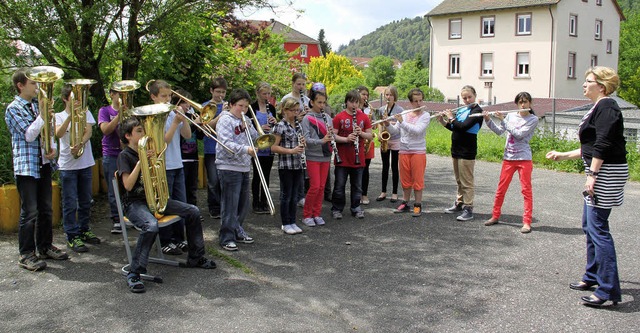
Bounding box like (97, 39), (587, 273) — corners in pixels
(591, 55), (598, 67)
(300, 44), (308, 57)
(482, 16), (495, 37)
(516, 52), (530, 77)
(449, 54), (460, 76)
(569, 14), (578, 36)
(568, 52), (576, 78)
(516, 13), (531, 35)
(450, 19), (462, 39)
(606, 40), (612, 53)
(481, 53), (493, 76)
(595, 20), (602, 40)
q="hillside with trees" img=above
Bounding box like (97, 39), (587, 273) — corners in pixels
(337, 17), (430, 67)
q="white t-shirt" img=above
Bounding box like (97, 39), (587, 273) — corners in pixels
(164, 111), (184, 170)
(55, 110), (96, 170)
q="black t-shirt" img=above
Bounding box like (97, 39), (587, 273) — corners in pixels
(116, 146), (146, 206)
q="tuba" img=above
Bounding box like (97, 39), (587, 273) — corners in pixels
(131, 103), (173, 217)
(65, 79), (97, 158)
(111, 80), (141, 126)
(25, 66), (64, 154)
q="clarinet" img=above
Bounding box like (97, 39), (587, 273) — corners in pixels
(294, 118), (307, 169)
(321, 109), (342, 164)
(352, 109), (361, 165)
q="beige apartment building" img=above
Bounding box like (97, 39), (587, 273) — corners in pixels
(426, 0), (624, 104)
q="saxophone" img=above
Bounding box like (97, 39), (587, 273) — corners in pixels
(378, 100), (391, 153)
(131, 104), (173, 217)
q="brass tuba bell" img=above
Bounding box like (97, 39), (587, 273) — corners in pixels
(26, 66), (65, 155)
(111, 80), (141, 126)
(65, 79), (97, 158)
(131, 103), (173, 217)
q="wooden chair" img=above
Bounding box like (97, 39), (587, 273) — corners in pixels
(113, 171), (185, 283)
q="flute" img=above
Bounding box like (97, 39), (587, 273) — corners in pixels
(370, 104), (429, 126)
(429, 103), (478, 119)
(294, 117), (307, 169)
(352, 108), (361, 165)
(321, 109), (342, 164)
(468, 108), (532, 117)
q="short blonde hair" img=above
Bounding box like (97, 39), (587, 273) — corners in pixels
(278, 96), (300, 116)
(585, 66), (619, 96)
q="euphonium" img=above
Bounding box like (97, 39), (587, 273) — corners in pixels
(111, 80), (141, 125)
(25, 66), (65, 154)
(66, 79), (97, 158)
(131, 104), (173, 217)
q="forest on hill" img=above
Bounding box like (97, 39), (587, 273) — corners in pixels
(336, 16), (430, 66)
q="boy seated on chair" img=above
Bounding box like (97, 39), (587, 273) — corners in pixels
(117, 117), (216, 293)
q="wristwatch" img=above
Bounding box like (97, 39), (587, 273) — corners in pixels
(587, 170), (599, 179)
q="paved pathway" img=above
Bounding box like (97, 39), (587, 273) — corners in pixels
(1, 154), (638, 332)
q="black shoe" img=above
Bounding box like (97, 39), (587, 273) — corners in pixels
(67, 236), (89, 253)
(176, 240), (188, 251)
(209, 211), (221, 219)
(581, 294), (618, 307)
(162, 243), (183, 255)
(188, 257), (217, 269)
(80, 230), (101, 245)
(570, 281), (597, 291)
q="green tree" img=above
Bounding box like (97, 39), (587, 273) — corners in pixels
(363, 55), (395, 88)
(307, 52), (363, 95)
(318, 29), (331, 56)
(393, 59), (429, 98)
(0, 0), (274, 104)
(617, 12), (640, 106)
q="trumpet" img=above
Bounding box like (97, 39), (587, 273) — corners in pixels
(144, 80), (234, 154)
(244, 105), (276, 215)
(468, 108), (532, 117)
(26, 66), (65, 154)
(111, 80), (141, 125)
(66, 78), (97, 158)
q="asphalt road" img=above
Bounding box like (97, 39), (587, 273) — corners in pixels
(1, 154), (638, 332)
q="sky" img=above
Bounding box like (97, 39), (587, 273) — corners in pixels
(235, 0), (443, 49)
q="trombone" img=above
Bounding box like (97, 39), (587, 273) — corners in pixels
(144, 80), (234, 154)
(243, 105), (276, 215)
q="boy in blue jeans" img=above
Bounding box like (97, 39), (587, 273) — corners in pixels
(117, 117), (216, 293)
(55, 84), (100, 252)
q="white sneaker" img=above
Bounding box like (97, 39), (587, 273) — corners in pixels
(297, 198), (306, 207)
(314, 216), (326, 226)
(281, 224), (297, 235)
(291, 223), (303, 233)
(302, 217), (316, 227)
